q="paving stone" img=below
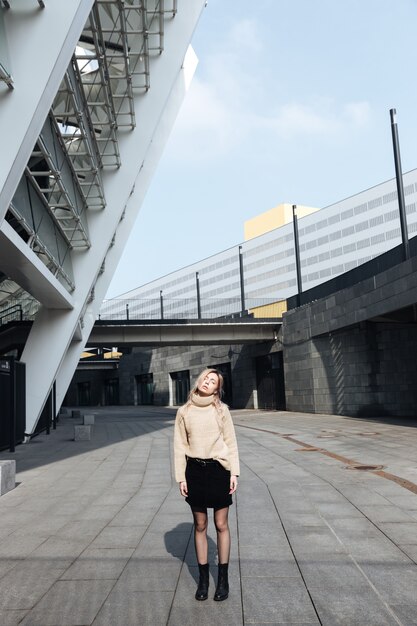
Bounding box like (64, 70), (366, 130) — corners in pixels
(0, 560), (69, 610)
(311, 502), (364, 519)
(236, 506), (281, 523)
(277, 512), (328, 528)
(0, 533), (47, 559)
(147, 512), (190, 532)
(60, 547), (134, 580)
(30, 536), (89, 559)
(19, 580), (114, 625)
(0, 558), (21, 579)
(116, 556), (182, 592)
(398, 544), (417, 561)
(91, 525), (148, 549)
(135, 529), (191, 559)
(238, 522), (288, 547)
(377, 522), (417, 544)
(360, 505), (416, 523)
(284, 526), (348, 556)
(57, 519), (108, 541)
(92, 589), (173, 626)
(346, 535), (412, 563)
(0, 610), (28, 625)
(308, 587), (402, 626)
(358, 562), (417, 604)
(298, 555), (368, 591)
(239, 544), (299, 578)
(241, 577), (319, 624)
(389, 604), (417, 626)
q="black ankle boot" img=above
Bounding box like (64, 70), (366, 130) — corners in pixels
(214, 563), (229, 601)
(195, 563), (209, 601)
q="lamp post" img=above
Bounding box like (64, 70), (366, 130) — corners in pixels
(238, 245), (246, 315)
(195, 272), (202, 319)
(292, 204), (303, 307)
(390, 108), (410, 261)
(159, 290), (164, 319)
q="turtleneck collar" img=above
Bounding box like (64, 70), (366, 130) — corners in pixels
(190, 392), (215, 408)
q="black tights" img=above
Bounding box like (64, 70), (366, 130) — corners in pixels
(192, 507), (230, 565)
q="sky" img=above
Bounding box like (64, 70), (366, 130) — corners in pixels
(106, 0), (417, 298)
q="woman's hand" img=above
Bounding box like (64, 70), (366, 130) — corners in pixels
(179, 481), (188, 497)
(229, 475), (238, 494)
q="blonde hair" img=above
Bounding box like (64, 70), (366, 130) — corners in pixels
(182, 368), (226, 420)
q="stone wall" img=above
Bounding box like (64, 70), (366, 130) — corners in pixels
(283, 301), (417, 417)
(67, 341), (283, 410)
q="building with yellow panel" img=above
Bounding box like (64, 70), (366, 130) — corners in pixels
(244, 203), (319, 241)
(244, 203), (319, 318)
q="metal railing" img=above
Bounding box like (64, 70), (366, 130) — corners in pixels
(0, 296), (283, 329)
(98, 297), (282, 321)
(0, 300), (40, 325)
(0, 303), (23, 325)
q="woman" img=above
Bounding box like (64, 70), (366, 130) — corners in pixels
(174, 368), (240, 602)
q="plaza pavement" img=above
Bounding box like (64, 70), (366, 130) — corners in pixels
(1, 407), (417, 625)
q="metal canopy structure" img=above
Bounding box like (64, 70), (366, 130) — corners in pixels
(0, 0), (178, 311)
(0, 0), (205, 433)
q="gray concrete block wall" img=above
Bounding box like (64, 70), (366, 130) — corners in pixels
(283, 255), (417, 417)
(68, 341), (283, 411)
(285, 256), (417, 340)
(284, 311), (417, 417)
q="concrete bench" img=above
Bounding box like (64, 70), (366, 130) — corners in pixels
(71, 409), (82, 419)
(74, 425), (91, 441)
(0, 460), (16, 495)
(83, 414), (95, 425)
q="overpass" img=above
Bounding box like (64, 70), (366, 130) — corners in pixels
(0, 316), (281, 355)
(88, 318), (281, 346)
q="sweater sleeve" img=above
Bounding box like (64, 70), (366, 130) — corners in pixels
(222, 406), (240, 476)
(173, 408), (189, 483)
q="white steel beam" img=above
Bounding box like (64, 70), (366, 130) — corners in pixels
(0, 221), (73, 309)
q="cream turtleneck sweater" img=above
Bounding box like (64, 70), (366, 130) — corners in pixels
(174, 393), (240, 483)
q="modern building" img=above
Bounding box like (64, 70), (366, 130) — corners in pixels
(101, 169), (417, 319)
(0, 0), (207, 444)
(66, 168), (417, 411)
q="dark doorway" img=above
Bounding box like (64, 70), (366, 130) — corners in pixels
(77, 381), (91, 406)
(256, 352), (286, 410)
(104, 378), (119, 405)
(171, 370), (190, 405)
(136, 373), (154, 405)
(0, 357), (25, 451)
(210, 362), (233, 407)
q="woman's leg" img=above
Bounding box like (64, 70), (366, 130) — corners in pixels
(191, 508), (210, 600)
(192, 508), (208, 564)
(214, 506), (230, 564)
(213, 507), (230, 601)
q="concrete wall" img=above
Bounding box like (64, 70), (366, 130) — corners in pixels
(67, 340), (283, 410)
(283, 253), (417, 417)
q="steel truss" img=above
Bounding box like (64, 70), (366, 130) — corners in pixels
(6, 202), (75, 292)
(26, 122), (90, 249)
(5, 0), (178, 309)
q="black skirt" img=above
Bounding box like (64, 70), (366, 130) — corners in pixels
(185, 458), (233, 510)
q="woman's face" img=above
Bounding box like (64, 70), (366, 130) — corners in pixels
(197, 372), (220, 397)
